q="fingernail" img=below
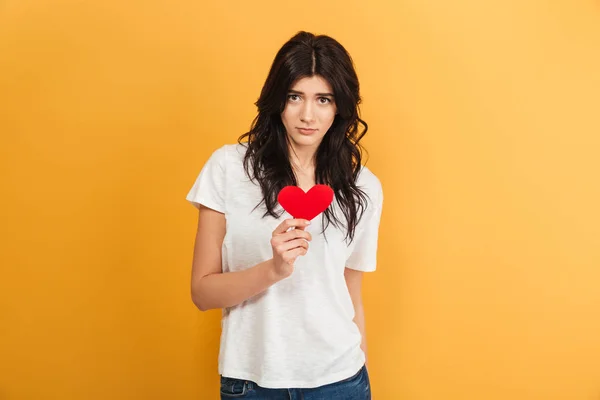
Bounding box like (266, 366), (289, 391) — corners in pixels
(305, 220), (311, 225)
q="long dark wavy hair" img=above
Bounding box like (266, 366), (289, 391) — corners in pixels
(238, 31), (369, 244)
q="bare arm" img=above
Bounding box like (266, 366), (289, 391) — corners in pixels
(345, 267), (368, 366)
(190, 205), (311, 311)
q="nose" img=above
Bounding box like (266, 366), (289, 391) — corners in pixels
(300, 102), (315, 124)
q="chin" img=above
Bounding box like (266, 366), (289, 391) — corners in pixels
(292, 135), (323, 147)
(296, 137), (322, 147)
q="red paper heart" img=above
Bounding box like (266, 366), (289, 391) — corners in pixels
(277, 184), (334, 221)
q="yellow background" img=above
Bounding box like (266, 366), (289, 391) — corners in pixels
(1, 1), (599, 399)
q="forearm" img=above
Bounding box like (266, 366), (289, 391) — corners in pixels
(353, 303), (368, 365)
(192, 259), (286, 311)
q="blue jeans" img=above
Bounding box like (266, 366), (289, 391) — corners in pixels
(220, 364), (371, 399)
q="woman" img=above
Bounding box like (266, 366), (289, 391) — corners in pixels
(186, 31), (383, 399)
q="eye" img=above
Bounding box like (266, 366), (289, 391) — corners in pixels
(287, 94), (300, 102)
(318, 97), (332, 104)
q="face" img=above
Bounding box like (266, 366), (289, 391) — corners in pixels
(280, 75), (337, 151)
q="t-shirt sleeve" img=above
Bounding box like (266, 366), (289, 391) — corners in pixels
(185, 145), (227, 213)
(345, 175), (383, 272)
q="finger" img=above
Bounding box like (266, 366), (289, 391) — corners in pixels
(272, 219), (311, 235)
(278, 229), (312, 243)
(283, 247), (308, 264)
(271, 232), (310, 249)
(278, 238), (309, 253)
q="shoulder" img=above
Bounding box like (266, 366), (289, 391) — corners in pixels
(356, 164), (383, 207)
(214, 142), (248, 161)
(207, 142), (248, 164)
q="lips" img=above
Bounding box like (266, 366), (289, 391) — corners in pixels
(297, 128), (317, 135)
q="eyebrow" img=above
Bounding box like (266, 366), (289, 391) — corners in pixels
(288, 89), (335, 97)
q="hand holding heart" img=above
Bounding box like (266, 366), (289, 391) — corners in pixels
(269, 185), (334, 278)
(270, 218), (312, 278)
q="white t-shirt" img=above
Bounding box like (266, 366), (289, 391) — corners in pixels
(186, 142), (383, 389)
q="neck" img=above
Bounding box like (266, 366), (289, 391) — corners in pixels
(288, 143), (317, 171)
